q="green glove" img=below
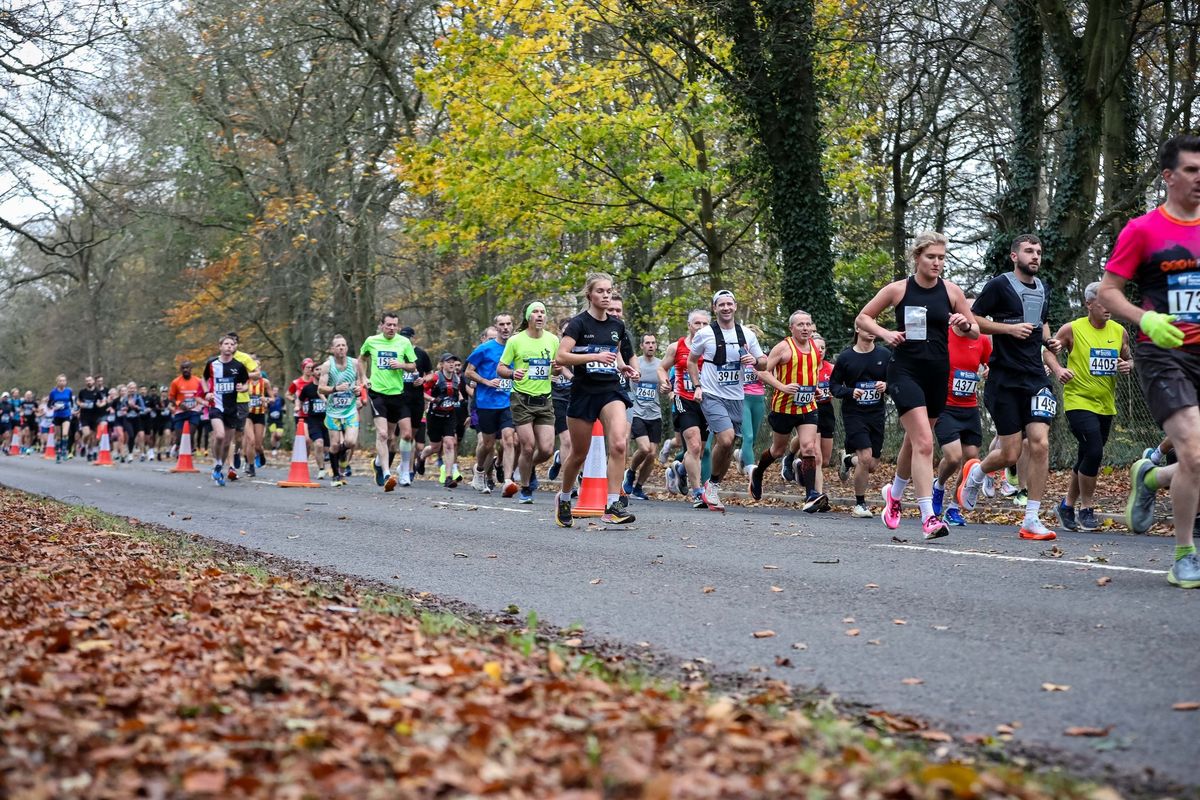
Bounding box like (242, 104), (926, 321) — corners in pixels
(1140, 311), (1185, 348)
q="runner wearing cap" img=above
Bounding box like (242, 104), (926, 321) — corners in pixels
(499, 301), (559, 503)
(318, 334), (362, 487)
(358, 311), (419, 491)
(688, 289), (766, 512)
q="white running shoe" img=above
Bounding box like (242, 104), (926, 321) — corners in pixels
(851, 504), (873, 518)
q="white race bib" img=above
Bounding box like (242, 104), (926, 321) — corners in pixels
(527, 358), (551, 381)
(855, 381), (880, 405)
(1088, 348), (1118, 376)
(1168, 273), (1200, 322)
(1031, 388), (1057, 419)
(716, 363), (742, 386)
(951, 369), (979, 398)
(794, 385), (816, 406)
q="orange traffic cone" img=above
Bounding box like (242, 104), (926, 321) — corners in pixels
(170, 421), (199, 473)
(572, 420), (608, 517)
(43, 427), (56, 460)
(8, 428), (20, 456)
(94, 422), (114, 466)
(278, 420), (319, 488)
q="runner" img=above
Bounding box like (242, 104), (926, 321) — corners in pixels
(1098, 134), (1200, 587)
(266, 386), (285, 459)
(318, 335), (360, 487)
(812, 334), (836, 471)
(1047, 282), (1132, 531)
(657, 309), (711, 508)
(956, 234), (1061, 542)
(295, 359), (329, 479)
(931, 301), (992, 526)
(829, 325), (891, 517)
(144, 386), (166, 460)
(202, 334), (251, 487)
(548, 318), (575, 488)
(0, 392), (10, 454)
(623, 332), (666, 500)
(747, 310), (824, 511)
(357, 312), (419, 491)
(738, 325), (767, 479)
(245, 366), (272, 477)
(498, 301), (559, 503)
(688, 290), (766, 512)
(857, 231), (978, 541)
(225, 333), (261, 477)
(554, 272), (639, 526)
(420, 353), (465, 488)
(47, 375), (73, 462)
(465, 314), (517, 495)
(399, 326), (432, 480)
(168, 360), (205, 453)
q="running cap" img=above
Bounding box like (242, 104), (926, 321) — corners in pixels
(301, 357), (315, 368)
(712, 289), (735, 306)
(525, 301), (547, 321)
(399, 326), (415, 337)
(439, 352), (458, 363)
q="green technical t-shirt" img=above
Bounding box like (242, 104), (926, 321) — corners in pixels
(499, 330), (559, 397)
(360, 333), (417, 396)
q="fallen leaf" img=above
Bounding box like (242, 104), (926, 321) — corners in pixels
(763, 565), (779, 570)
(842, 616), (855, 624)
(931, 625), (949, 631)
(774, 656), (793, 667)
(287, 535), (299, 539)
(1041, 683), (1071, 692)
(547, 649), (565, 675)
(917, 730), (952, 742)
(589, 578), (602, 585)
(482, 661), (502, 681)
(1064, 726), (1113, 737)
(1172, 701), (1200, 711)
(453, 552), (469, 558)
(891, 536), (908, 543)
(845, 629), (860, 637)
(752, 630), (776, 639)
(770, 586), (783, 592)
(892, 619), (907, 625)
(486, 554), (498, 559)
(864, 583), (879, 589)
(75, 639), (113, 652)
(702, 586), (716, 593)
(791, 642), (807, 650)
(182, 770), (227, 793)
(867, 639), (882, 645)
(563, 638), (582, 647)
(1042, 545), (1065, 558)
(1041, 584), (1066, 590)
(1096, 576), (1112, 586)
(901, 677), (924, 685)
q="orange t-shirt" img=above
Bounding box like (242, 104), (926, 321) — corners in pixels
(169, 376), (206, 412)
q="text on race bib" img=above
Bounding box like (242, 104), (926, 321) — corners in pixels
(581, 345), (618, 374)
(1088, 348), (1118, 376)
(404, 371), (420, 383)
(330, 392), (354, 409)
(53, 402), (65, 410)
(1168, 273), (1200, 322)
(495, 378), (514, 391)
(634, 382), (657, 401)
(213, 379), (234, 394)
(80, 400), (94, 409)
(376, 351), (396, 369)
(1031, 388), (1057, 419)
(855, 381), (881, 404)
(308, 399), (326, 414)
(681, 372), (694, 392)
(716, 362), (742, 386)
(527, 358), (551, 381)
(794, 385), (816, 406)
(743, 364), (759, 383)
(248, 396), (264, 410)
(182, 397), (197, 409)
(951, 369), (979, 397)
(435, 395), (460, 410)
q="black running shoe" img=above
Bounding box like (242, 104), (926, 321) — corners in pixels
(555, 497), (574, 528)
(601, 503), (635, 524)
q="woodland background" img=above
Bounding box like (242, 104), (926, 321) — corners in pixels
(1, 0), (1198, 465)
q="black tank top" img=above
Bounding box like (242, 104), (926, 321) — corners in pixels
(895, 276), (950, 361)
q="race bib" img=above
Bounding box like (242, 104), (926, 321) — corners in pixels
(527, 358), (551, 381)
(182, 397), (197, 410)
(376, 351), (397, 369)
(855, 381), (881, 405)
(80, 400), (94, 409)
(951, 369), (979, 398)
(1088, 347), (1118, 376)
(1031, 388), (1057, 419)
(308, 398), (326, 414)
(436, 395), (460, 410)
(583, 345), (618, 375)
(330, 392), (354, 409)
(213, 378), (234, 394)
(53, 401), (65, 411)
(634, 382), (657, 402)
(817, 380), (831, 401)
(403, 370), (420, 384)
(1168, 273), (1200, 322)
(248, 396), (264, 410)
(794, 385), (816, 406)
(716, 362), (742, 386)
(743, 364), (760, 384)
(496, 377), (514, 391)
(904, 306), (928, 341)
(681, 372), (694, 392)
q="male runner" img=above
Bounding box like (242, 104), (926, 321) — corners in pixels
(202, 334), (251, 486)
(932, 304), (992, 525)
(499, 302), (559, 503)
(399, 326), (432, 479)
(421, 353), (465, 488)
(169, 360), (205, 453)
(47, 375), (73, 463)
(688, 290), (765, 512)
(1047, 281), (1132, 531)
(1098, 134), (1200, 587)
(318, 334), (362, 487)
(465, 313), (516, 495)
(297, 360), (329, 479)
(224, 333), (260, 478)
(748, 310), (825, 511)
(623, 332), (666, 500)
(829, 326), (891, 517)
(359, 311), (418, 491)
(658, 309), (711, 508)
(957, 234), (1062, 541)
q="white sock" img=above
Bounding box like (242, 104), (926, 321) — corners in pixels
(890, 475), (909, 497)
(608, 493), (619, 504)
(917, 496), (934, 520)
(1025, 499), (1041, 524)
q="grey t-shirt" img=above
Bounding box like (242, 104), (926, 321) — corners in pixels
(630, 356), (662, 420)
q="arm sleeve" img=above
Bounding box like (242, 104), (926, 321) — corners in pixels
(1105, 218), (1144, 280)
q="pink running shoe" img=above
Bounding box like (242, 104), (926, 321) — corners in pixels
(880, 485), (902, 530)
(922, 515), (949, 540)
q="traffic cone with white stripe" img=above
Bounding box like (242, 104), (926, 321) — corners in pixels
(572, 420), (607, 518)
(169, 421), (199, 473)
(93, 422), (114, 466)
(8, 428), (20, 456)
(278, 420), (319, 488)
(43, 427), (56, 460)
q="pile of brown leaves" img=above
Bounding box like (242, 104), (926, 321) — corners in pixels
(0, 489), (1103, 798)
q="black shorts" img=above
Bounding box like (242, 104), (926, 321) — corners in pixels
(403, 388), (426, 426)
(567, 389), (630, 423)
(1136, 340), (1200, 427)
(476, 406), (514, 435)
(308, 417), (329, 447)
(79, 411), (101, 430)
(672, 397), (708, 440)
(934, 404), (983, 447)
(554, 397), (569, 435)
(213, 407), (244, 432)
(886, 356), (948, 418)
(368, 390), (409, 424)
(248, 413), (266, 427)
(816, 402), (835, 438)
(630, 416), (663, 443)
(427, 412), (457, 442)
(984, 376), (1054, 437)
(767, 409), (817, 435)
(842, 410), (885, 458)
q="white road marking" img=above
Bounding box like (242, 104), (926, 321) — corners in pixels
(873, 543), (1167, 575)
(432, 500), (532, 514)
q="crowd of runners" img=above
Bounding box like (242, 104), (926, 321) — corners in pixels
(3, 135), (1199, 588)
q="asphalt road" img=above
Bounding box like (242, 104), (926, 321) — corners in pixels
(2, 454), (1197, 789)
